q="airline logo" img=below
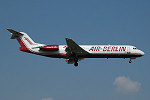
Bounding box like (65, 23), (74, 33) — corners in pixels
(89, 46), (126, 52)
(40, 45), (59, 51)
(45, 45), (58, 48)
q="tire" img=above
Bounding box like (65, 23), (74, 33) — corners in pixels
(74, 62), (78, 67)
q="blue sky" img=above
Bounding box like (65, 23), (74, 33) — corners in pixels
(0, 0), (150, 100)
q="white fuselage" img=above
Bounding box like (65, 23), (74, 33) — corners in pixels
(29, 44), (144, 59)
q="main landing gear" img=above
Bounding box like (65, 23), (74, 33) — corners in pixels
(74, 58), (78, 67)
(66, 47), (79, 67)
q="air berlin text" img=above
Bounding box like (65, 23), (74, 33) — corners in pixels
(89, 46), (126, 52)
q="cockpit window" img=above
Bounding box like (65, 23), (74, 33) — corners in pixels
(133, 47), (137, 49)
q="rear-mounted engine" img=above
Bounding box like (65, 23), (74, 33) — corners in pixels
(39, 45), (59, 51)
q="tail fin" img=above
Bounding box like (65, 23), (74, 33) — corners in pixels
(7, 29), (35, 52)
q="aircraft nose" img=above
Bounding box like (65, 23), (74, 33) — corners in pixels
(140, 50), (145, 56)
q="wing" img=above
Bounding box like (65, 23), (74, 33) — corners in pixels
(65, 38), (89, 56)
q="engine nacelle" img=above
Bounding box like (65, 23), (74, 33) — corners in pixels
(39, 45), (59, 51)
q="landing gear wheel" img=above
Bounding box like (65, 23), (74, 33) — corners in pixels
(74, 62), (78, 67)
(129, 59), (132, 63)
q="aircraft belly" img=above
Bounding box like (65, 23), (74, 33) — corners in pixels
(79, 53), (142, 58)
(35, 49), (66, 58)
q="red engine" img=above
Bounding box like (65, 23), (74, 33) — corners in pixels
(39, 45), (59, 51)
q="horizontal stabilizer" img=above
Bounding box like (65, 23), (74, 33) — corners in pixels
(7, 29), (24, 39)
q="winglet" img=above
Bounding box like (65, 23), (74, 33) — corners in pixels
(7, 29), (23, 39)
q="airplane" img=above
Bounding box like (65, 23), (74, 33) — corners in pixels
(7, 29), (144, 67)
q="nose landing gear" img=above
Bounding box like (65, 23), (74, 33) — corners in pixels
(129, 58), (132, 63)
(129, 58), (136, 63)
